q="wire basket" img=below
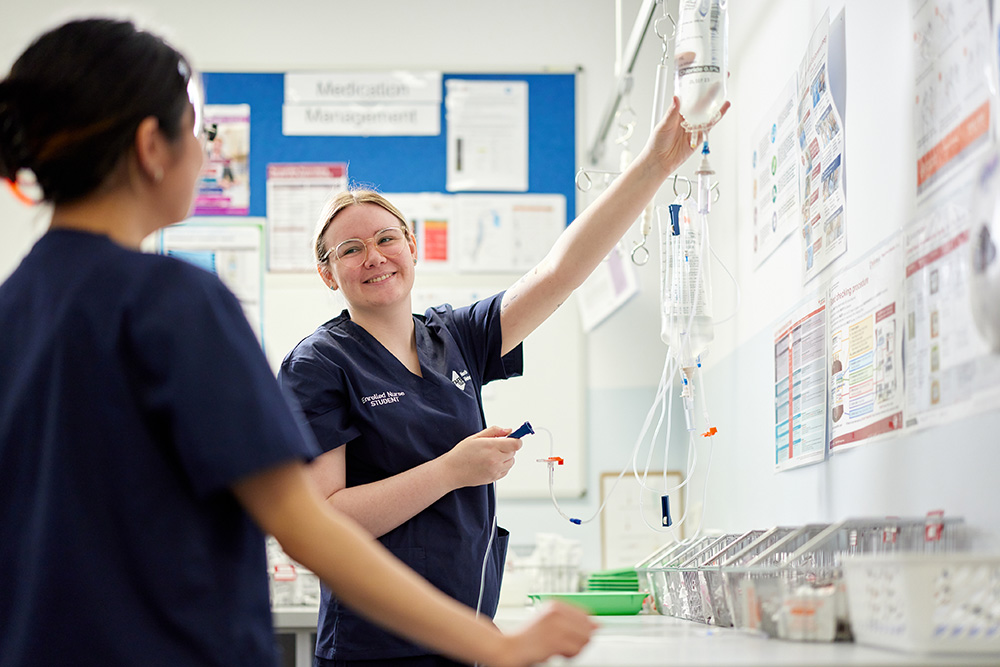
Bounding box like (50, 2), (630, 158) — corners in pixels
(638, 537), (715, 616)
(670, 533), (746, 623)
(843, 553), (1000, 655)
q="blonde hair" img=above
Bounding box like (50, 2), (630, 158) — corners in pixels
(313, 189), (411, 265)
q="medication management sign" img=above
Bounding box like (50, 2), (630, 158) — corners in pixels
(283, 71), (442, 136)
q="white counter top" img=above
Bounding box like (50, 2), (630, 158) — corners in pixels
(499, 607), (1000, 666)
(274, 606), (1000, 666)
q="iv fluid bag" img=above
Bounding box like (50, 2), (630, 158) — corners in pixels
(659, 200), (714, 364)
(675, 0), (729, 133)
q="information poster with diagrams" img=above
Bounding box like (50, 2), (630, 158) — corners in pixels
(453, 193), (564, 272)
(828, 237), (905, 452)
(157, 218), (264, 340)
(265, 163), (347, 272)
(797, 11), (846, 283)
(903, 177), (1000, 430)
(576, 246), (639, 333)
(912, 0), (992, 200)
(194, 104), (250, 216)
(774, 294), (828, 470)
(384, 193), (457, 272)
(751, 74), (800, 266)
(445, 80), (528, 192)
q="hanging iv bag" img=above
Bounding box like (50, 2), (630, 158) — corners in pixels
(674, 0), (729, 135)
(659, 199), (714, 366)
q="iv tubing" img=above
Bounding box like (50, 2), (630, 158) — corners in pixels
(474, 483), (498, 619)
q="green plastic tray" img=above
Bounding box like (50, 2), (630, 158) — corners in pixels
(528, 592), (647, 615)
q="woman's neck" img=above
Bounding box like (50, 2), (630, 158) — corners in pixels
(50, 192), (153, 249)
(350, 301), (419, 365)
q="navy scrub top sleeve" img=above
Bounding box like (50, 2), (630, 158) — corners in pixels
(125, 263), (320, 496)
(279, 357), (362, 454)
(436, 291), (523, 384)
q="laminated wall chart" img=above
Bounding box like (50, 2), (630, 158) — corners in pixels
(749, 10), (845, 280)
(771, 3), (1000, 469)
(774, 294), (828, 471)
(828, 238), (905, 452)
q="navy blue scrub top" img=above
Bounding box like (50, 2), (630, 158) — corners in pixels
(0, 230), (319, 667)
(279, 293), (523, 661)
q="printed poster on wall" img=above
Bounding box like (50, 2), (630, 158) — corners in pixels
(828, 236), (905, 452)
(194, 104), (250, 216)
(912, 0), (992, 200)
(576, 246), (639, 333)
(266, 163), (348, 272)
(751, 74), (800, 267)
(452, 193), (564, 272)
(798, 10), (846, 283)
(445, 79), (528, 192)
(383, 192), (457, 272)
(774, 294), (828, 471)
(157, 218), (264, 341)
(903, 177), (1000, 431)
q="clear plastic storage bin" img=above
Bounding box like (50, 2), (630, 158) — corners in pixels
(725, 517), (966, 642)
(842, 552), (999, 655)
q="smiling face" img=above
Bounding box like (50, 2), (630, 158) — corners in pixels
(319, 202), (418, 315)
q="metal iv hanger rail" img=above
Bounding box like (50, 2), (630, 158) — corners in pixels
(587, 0), (659, 165)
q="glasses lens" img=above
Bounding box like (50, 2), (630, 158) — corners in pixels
(336, 240), (368, 266)
(375, 228), (406, 255)
(334, 228), (406, 267)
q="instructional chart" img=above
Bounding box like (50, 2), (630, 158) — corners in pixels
(798, 10), (846, 283)
(912, 0), (992, 199)
(828, 238), (905, 451)
(903, 179), (1000, 430)
(774, 294), (828, 470)
(751, 74), (800, 267)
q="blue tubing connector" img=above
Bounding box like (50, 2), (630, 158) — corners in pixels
(508, 421), (534, 439)
(570, 518), (582, 525)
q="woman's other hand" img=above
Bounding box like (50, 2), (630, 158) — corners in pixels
(443, 425), (522, 488)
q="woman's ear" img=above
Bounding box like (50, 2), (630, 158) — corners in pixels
(407, 232), (418, 264)
(317, 263), (338, 291)
(134, 116), (167, 184)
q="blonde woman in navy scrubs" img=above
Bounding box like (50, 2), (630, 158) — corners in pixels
(279, 98), (728, 666)
(0, 18), (598, 667)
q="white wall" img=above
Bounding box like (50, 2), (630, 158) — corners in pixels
(4, 0), (999, 576)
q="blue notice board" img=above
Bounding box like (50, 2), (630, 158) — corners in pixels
(201, 72), (577, 226)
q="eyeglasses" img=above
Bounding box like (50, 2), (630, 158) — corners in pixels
(323, 226), (408, 268)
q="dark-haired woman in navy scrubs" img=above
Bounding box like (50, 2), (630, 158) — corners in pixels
(280, 92), (729, 666)
(0, 17), (598, 667)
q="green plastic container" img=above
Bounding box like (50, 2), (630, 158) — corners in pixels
(528, 591), (648, 615)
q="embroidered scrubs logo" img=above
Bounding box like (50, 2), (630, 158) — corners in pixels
(361, 390), (405, 407)
(451, 369), (472, 391)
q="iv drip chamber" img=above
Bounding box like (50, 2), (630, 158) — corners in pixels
(674, 0), (729, 135)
